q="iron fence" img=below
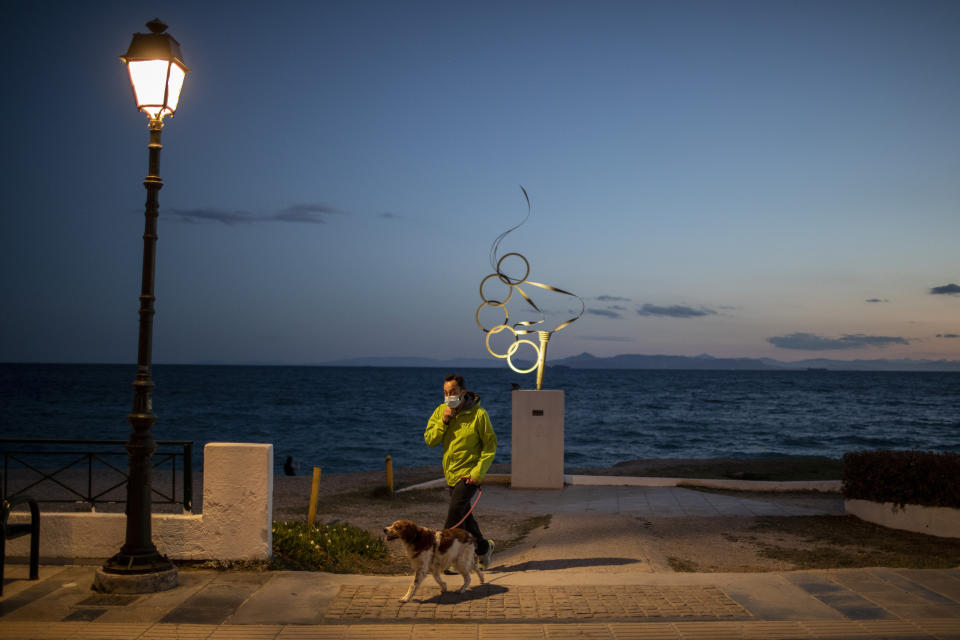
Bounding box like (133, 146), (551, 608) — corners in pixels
(0, 439), (193, 512)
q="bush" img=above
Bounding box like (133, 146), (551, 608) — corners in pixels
(272, 520), (387, 572)
(842, 450), (960, 509)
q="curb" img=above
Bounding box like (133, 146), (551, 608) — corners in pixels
(397, 475), (841, 493)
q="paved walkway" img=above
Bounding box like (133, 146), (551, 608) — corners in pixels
(3, 485), (959, 639)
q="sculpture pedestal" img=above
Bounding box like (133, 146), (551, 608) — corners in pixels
(510, 390), (564, 489)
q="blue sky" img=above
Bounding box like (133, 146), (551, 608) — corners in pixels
(2, 0), (958, 365)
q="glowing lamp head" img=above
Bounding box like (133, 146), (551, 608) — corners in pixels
(121, 19), (189, 121)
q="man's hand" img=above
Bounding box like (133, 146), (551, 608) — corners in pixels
(442, 406), (454, 424)
(463, 476), (478, 485)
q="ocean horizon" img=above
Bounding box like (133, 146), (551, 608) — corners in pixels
(1, 363), (957, 476)
(6, 350), (960, 371)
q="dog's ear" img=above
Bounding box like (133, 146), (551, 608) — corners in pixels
(398, 520), (419, 542)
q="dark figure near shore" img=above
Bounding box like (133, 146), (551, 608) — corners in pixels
(283, 456), (297, 476)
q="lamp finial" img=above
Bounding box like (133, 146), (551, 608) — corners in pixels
(146, 18), (168, 34)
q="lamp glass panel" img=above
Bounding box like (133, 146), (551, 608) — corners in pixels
(127, 59), (172, 119)
(165, 63), (186, 113)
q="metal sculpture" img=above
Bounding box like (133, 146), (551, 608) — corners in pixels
(475, 187), (584, 390)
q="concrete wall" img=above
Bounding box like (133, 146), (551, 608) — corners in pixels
(845, 499), (960, 539)
(6, 442), (273, 561)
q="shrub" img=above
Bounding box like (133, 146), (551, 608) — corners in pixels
(272, 521), (387, 572)
(842, 450), (960, 509)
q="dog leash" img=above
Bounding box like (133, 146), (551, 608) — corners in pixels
(450, 487), (483, 530)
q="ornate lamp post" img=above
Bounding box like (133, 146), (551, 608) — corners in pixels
(94, 18), (189, 594)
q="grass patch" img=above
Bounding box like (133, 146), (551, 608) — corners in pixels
(176, 558), (273, 571)
(667, 556), (700, 572)
(751, 515), (960, 569)
(271, 520), (388, 572)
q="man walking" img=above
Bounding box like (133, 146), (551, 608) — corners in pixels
(424, 374), (497, 569)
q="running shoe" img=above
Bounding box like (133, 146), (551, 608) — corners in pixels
(477, 540), (495, 570)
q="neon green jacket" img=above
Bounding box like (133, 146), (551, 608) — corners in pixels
(424, 392), (497, 486)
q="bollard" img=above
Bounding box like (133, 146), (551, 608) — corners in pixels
(385, 455), (394, 494)
(307, 466), (321, 526)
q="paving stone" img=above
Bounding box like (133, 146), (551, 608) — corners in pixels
(75, 594), (140, 607)
(814, 592), (893, 620)
(883, 602), (960, 620)
(139, 623), (219, 639)
(62, 607), (107, 621)
(208, 625), (282, 639)
(161, 576), (268, 625)
(342, 625), (411, 639)
(478, 624), (543, 639)
(854, 619), (934, 637)
(912, 618), (960, 640)
(0, 567), (88, 619)
(894, 570), (960, 603)
(544, 622), (615, 638)
(324, 584), (751, 622)
(783, 573), (847, 595)
(276, 627), (348, 639)
(608, 622), (681, 639)
(872, 569), (960, 607)
(736, 621), (811, 639)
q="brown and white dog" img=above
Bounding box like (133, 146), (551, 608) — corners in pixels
(383, 519), (484, 602)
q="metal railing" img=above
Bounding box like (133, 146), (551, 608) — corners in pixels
(0, 439), (193, 513)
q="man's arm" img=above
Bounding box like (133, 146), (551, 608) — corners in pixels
(424, 405), (448, 447)
(467, 409), (497, 483)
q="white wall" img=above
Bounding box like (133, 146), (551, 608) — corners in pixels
(845, 499), (960, 539)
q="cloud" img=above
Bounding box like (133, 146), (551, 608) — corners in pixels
(597, 295), (631, 302)
(379, 212), (399, 219)
(274, 203), (344, 224)
(865, 298), (889, 303)
(587, 308), (622, 319)
(171, 208), (258, 224)
(930, 283), (960, 295)
(767, 332), (909, 351)
(172, 203), (346, 225)
(636, 304), (718, 318)
(937, 333), (960, 339)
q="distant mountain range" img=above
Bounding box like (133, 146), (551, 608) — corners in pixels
(319, 352), (960, 372)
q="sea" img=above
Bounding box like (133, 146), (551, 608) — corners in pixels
(1, 363), (958, 476)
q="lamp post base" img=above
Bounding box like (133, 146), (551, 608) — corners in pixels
(93, 565), (177, 594)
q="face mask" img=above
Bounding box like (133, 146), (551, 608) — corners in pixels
(445, 394), (462, 409)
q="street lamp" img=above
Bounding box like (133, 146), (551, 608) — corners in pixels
(94, 18), (189, 594)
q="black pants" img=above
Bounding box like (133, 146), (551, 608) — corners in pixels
(444, 479), (489, 555)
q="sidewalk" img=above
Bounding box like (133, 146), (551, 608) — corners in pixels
(3, 485), (959, 639)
